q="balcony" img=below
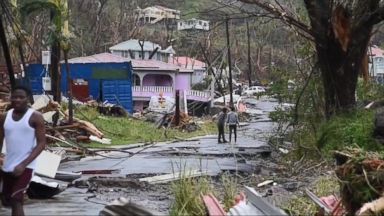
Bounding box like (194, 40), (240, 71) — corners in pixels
(132, 86), (211, 102)
(132, 86), (173, 97)
(185, 90), (211, 102)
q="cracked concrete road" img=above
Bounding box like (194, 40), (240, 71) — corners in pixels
(0, 96), (280, 215)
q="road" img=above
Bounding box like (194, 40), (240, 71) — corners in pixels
(0, 96), (280, 215)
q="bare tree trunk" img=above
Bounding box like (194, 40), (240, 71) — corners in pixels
(0, 14), (16, 90)
(50, 9), (61, 102)
(51, 40), (61, 102)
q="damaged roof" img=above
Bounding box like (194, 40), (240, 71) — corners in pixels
(131, 59), (192, 72)
(65, 53), (192, 72)
(65, 53), (129, 63)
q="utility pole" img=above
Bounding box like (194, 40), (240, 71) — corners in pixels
(246, 20), (252, 87)
(0, 12), (16, 90)
(225, 18), (234, 106)
(50, 9), (61, 102)
(64, 50), (73, 124)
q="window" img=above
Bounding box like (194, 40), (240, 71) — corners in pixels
(123, 51), (128, 58)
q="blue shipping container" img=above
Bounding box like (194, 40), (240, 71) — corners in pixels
(25, 62), (133, 112)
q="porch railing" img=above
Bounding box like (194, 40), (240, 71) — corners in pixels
(132, 86), (173, 93)
(185, 90), (211, 98)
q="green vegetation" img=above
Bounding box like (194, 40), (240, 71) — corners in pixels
(170, 171), (240, 215)
(356, 78), (384, 102)
(317, 109), (381, 153)
(74, 106), (216, 146)
(170, 168), (212, 216)
(221, 173), (238, 211)
(268, 45), (383, 157)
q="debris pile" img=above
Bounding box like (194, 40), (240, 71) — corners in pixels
(31, 95), (108, 145)
(139, 110), (202, 132)
(335, 148), (384, 215)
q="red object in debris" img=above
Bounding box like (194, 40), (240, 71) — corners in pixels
(320, 195), (344, 216)
(234, 192), (246, 204)
(71, 79), (89, 102)
(203, 193), (226, 216)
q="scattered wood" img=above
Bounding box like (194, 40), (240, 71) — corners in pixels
(257, 180), (274, 187)
(139, 169), (213, 184)
(203, 194), (226, 216)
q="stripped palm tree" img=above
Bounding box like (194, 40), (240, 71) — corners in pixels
(20, 0), (71, 103)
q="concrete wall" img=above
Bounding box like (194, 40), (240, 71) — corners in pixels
(175, 73), (190, 90)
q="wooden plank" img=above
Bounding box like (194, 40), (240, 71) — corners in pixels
(139, 169), (213, 184)
(203, 194), (226, 216)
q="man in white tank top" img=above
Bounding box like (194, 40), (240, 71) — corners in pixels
(0, 86), (46, 216)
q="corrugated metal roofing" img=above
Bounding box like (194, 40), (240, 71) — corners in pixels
(109, 39), (161, 52)
(65, 53), (192, 72)
(66, 53), (129, 63)
(169, 56), (206, 69)
(371, 45), (384, 58)
(131, 59), (193, 72)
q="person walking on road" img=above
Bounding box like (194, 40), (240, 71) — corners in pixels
(217, 107), (228, 143)
(227, 106), (240, 143)
(0, 86), (46, 216)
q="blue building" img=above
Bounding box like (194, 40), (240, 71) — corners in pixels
(25, 53), (133, 112)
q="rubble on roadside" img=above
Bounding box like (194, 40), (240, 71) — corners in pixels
(306, 148), (384, 215)
(334, 148), (384, 215)
(30, 95), (106, 145)
(203, 186), (287, 216)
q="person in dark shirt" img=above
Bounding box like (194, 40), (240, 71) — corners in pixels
(217, 107), (228, 143)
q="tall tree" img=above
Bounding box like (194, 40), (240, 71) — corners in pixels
(21, 0), (69, 102)
(0, 8), (16, 90)
(235, 0), (384, 117)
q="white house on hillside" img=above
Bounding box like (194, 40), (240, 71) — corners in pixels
(178, 18), (209, 31)
(369, 45), (384, 83)
(135, 5), (180, 24)
(109, 39), (176, 63)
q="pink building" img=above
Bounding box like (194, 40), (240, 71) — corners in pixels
(169, 56), (207, 85)
(74, 53), (211, 111)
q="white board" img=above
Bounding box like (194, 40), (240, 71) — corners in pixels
(34, 150), (61, 178)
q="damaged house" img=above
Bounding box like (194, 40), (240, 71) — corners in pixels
(369, 45), (384, 83)
(135, 5), (180, 24)
(109, 39), (175, 63)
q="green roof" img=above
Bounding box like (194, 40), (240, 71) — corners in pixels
(109, 39), (161, 51)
